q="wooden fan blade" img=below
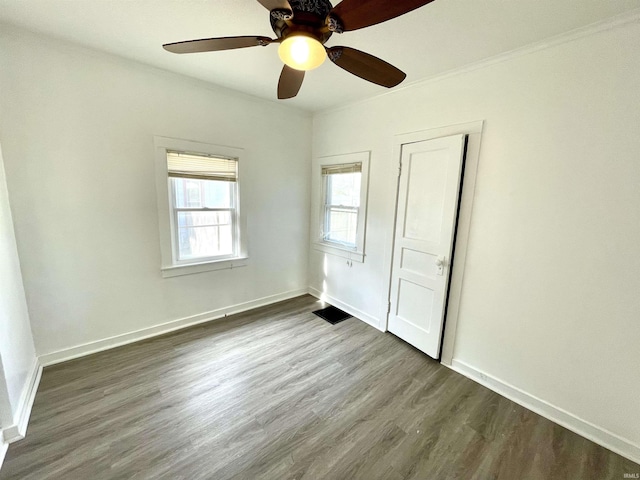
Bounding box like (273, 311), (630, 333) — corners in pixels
(163, 36), (273, 54)
(330, 0), (435, 31)
(256, 0), (292, 11)
(278, 65), (305, 99)
(327, 47), (406, 88)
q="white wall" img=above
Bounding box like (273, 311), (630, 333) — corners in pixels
(0, 26), (312, 358)
(0, 143), (37, 429)
(310, 19), (640, 455)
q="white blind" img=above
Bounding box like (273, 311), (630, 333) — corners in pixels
(167, 150), (237, 182)
(322, 162), (362, 175)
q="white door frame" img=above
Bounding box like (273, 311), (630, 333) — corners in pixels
(383, 120), (484, 366)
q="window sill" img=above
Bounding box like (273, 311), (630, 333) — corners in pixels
(161, 257), (248, 278)
(313, 242), (364, 263)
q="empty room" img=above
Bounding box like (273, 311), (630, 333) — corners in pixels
(0, 0), (639, 478)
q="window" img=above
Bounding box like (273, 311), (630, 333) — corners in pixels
(312, 151), (370, 263)
(154, 137), (247, 277)
(322, 163), (362, 248)
(167, 151), (238, 262)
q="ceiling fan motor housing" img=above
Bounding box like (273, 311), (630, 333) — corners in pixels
(270, 0), (335, 44)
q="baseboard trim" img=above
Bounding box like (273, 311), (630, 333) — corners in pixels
(308, 286), (384, 331)
(39, 288), (309, 367)
(1, 358), (42, 444)
(447, 359), (640, 464)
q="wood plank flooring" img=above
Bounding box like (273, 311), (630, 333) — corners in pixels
(1, 295), (637, 479)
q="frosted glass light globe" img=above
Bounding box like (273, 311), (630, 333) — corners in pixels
(278, 35), (326, 71)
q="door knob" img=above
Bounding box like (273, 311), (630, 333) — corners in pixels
(435, 256), (445, 275)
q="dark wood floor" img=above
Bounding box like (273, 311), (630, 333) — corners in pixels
(1, 295), (637, 479)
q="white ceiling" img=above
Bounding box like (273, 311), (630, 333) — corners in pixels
(1, 0), (639, 111)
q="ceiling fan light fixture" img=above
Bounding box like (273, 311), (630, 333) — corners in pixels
(164, 0), (428, 98)
(278, 34), (326, 71)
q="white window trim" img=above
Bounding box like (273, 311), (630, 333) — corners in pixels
(153, 136), (248, 277)
(311, 151), (370, 263)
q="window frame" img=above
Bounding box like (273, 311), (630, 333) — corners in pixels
(154, 137), (248, 278)
(321, 165), (361, 249)
(312, 151), (370, 263)
(169, 176), (238, 265)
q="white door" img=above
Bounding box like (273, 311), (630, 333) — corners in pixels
(388, 134), (466, 359)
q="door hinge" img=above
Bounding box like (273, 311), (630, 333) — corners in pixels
(398, 162), (402, 177)
(387, 301), (392, 314)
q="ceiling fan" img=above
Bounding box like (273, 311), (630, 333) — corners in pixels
(163, 0), (435, 99)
